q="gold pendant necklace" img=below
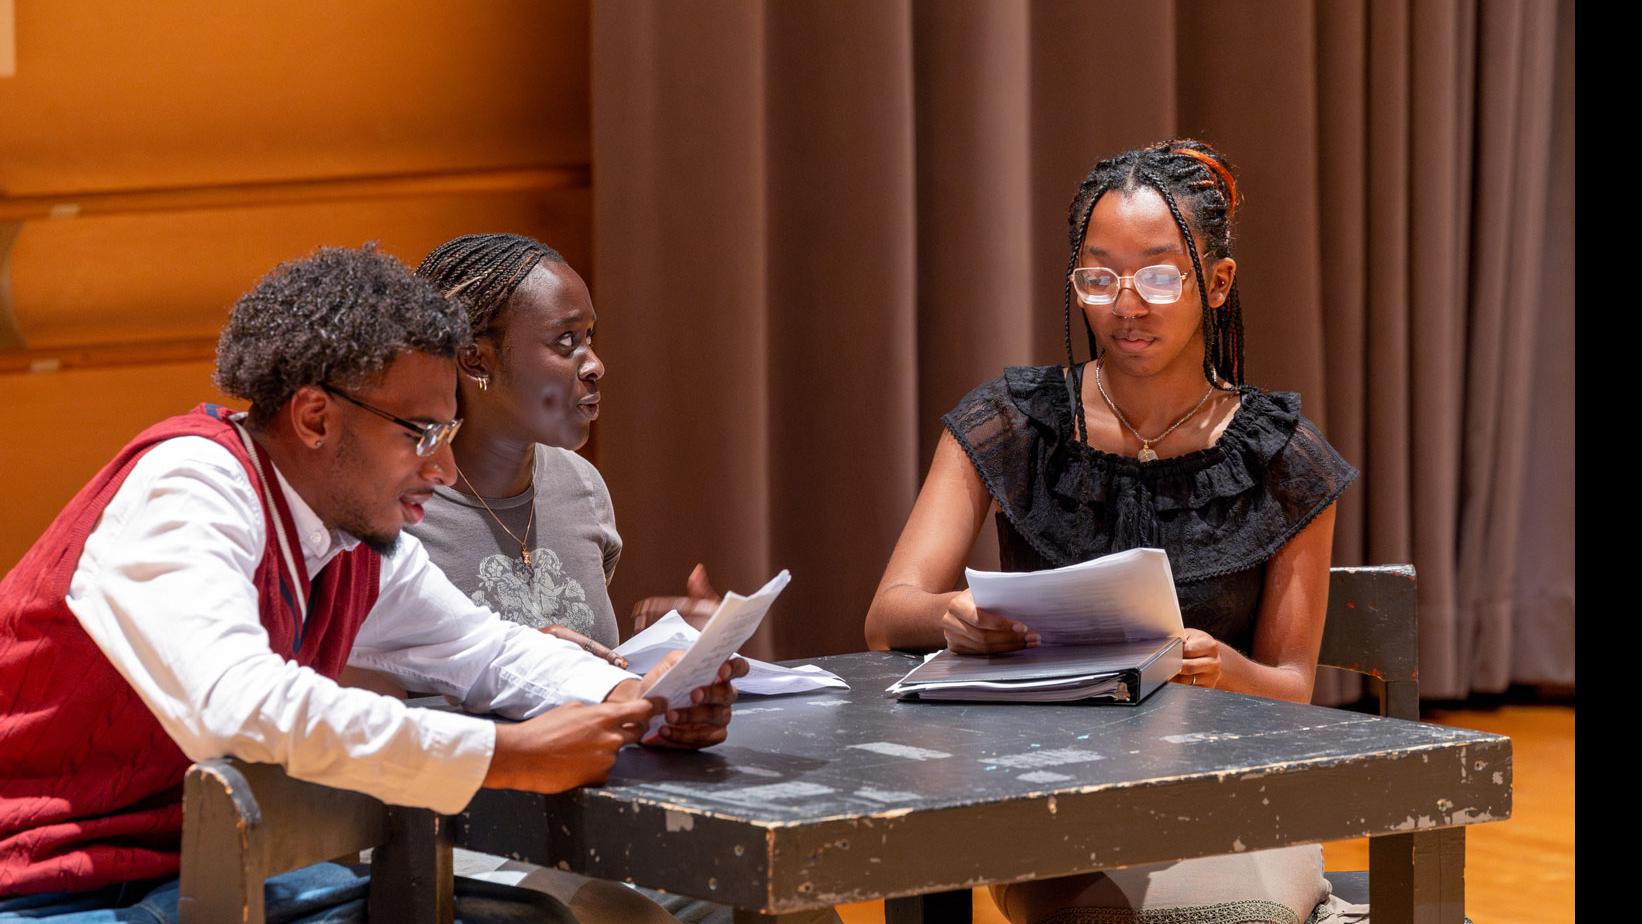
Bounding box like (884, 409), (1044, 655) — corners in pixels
(1093, 359), (1217, 462)
(454, 463), (536, 571)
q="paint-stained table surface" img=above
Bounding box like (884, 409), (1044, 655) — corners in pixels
(452, 651), (1512, 920)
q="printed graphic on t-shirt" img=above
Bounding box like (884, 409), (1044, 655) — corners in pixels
(470, 548), (596, 635)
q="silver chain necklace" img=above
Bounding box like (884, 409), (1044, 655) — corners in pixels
(1093, 359), (1216, 462)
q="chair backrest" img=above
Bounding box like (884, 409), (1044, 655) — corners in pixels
(1317, 565), (1419, 720)
(179, 759), (451, 924)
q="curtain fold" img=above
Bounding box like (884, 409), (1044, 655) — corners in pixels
(590, 0), (1574, 698)
(761, 2), (922, 660)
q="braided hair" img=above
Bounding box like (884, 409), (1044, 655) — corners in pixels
(1060, 139), (1245, 443)
(415, 233), (567, 339)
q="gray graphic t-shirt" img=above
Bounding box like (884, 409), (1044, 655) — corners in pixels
(410, 445), (622, 648)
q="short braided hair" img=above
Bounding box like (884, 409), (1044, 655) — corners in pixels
(415, 233), (566, 339)
(214, 244), (469, 427)
(1060, 139), (1246, 443)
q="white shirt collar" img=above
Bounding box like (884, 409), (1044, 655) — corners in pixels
(270, 463), (360, 576)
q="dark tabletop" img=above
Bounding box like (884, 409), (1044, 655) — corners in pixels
(456, 651), (1512, 913)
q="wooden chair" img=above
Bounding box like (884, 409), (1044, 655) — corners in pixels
(1318, 564), (1420, 722)
(178, 758), (452, 924)
(1317, 565), (1471, 923)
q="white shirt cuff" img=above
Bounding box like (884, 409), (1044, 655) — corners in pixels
(399, 709), (497, 815)
(557, 660), (641, 706)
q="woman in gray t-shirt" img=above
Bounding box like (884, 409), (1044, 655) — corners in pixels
(408, 234), (829, 924)
(409, 234), (716, 652)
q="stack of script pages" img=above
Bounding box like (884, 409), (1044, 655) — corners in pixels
(886, 548), (1184, 706)
(613, 571), (848, 702)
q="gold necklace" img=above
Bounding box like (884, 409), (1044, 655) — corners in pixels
(454, 463), (536, 569)
(1093, 359), (1217, 462)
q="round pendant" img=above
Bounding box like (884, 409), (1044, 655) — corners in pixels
(1137, 446), (1159, 463)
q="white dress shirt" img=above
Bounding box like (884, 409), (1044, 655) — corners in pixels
(64, 434), (638, 815)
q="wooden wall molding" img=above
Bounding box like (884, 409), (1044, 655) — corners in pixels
(0, 165), (591, 224)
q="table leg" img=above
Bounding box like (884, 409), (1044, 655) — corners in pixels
(885, 889), (973, 924)
(1369, 827), (1465, 924)
(369, 806), (454, 924)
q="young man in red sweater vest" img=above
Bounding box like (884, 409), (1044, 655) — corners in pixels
(0, 246), (745, 922)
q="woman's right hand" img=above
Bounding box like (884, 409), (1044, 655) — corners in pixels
(631, 563), (722, 632)
(540, 624), (628, 669)
(940, 589), (1040, 654)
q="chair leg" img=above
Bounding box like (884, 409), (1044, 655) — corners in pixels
(1369, 827), (1465, 924)
(180, 761), (265, 924)
(1381, 679), (1421, 722)
(370, 806), (454, 924)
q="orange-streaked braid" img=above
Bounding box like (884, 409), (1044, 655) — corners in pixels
(1171, 146), (1239, 223)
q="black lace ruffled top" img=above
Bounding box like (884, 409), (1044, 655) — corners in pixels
(942, 364), (1358, 655)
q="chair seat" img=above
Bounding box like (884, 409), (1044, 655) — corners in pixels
(1323, 871), (1473, 924)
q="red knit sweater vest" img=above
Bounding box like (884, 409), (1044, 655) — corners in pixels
(0, 405), (381, 897)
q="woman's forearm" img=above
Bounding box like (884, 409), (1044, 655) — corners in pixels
(865, 583), (960, 652)
(1211, 642), (1314, 703)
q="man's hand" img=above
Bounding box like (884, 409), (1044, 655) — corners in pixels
(483, 698), (657, 793)
(604, 649), (749, 749)
(940, 588), (1039, 654)
(631, 563), (722, 631)
(644, 654), (749, 749)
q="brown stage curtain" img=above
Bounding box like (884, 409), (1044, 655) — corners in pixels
(590, 0), (1573, 700)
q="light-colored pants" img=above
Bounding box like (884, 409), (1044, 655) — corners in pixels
(991, 845), (1369, 924)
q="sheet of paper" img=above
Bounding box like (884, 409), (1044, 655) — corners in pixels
(964, 547), (1183, 646)
(737, 661), (849, 696)
(637, 570), (791, 732)
(616, 611), (847, 695)
(615, 611), (697, 657)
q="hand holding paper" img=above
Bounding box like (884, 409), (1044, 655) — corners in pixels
(964, 547), (1183, 646)
(615, 610), (849, 696)
(940, 587), (1040, 655)
(891, 548), (1187, 706)
(636, 570), (793, 736)
(635, 650), (749, 748)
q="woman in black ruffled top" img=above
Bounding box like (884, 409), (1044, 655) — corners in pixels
(866, 141), (1361, 924)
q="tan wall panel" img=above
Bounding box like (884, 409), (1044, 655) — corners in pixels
(7, 188), (591, 348)
(0, 1), (589, 195)
(0, 360), (231, 571)
(0, 0), (594, 575)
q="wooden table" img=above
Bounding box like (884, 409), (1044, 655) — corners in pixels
(447, 652), (1511, 923)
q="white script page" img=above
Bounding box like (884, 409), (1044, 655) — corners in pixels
(964, 547), (1183, 646)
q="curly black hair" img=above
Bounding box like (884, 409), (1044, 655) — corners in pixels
(414, 232), (566, 340)
(214, 244), (470, 427)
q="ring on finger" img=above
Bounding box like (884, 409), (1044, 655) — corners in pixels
(1191, 675), (1198, 686)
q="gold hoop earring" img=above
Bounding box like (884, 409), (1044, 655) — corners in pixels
(473, 375), (490, 392)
